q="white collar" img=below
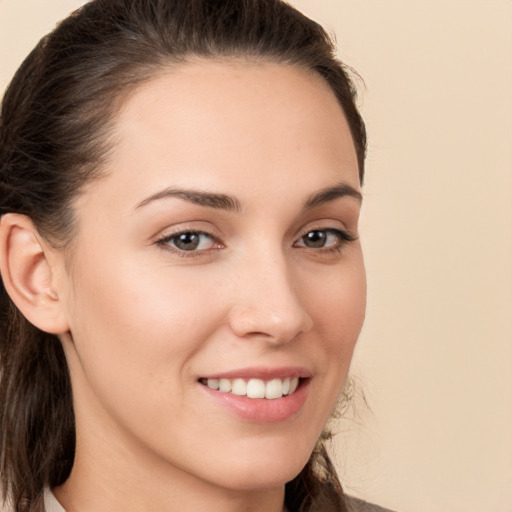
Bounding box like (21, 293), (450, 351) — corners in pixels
(43, 488), (66, 512)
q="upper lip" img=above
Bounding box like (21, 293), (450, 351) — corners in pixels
(199, 366), (313, 381)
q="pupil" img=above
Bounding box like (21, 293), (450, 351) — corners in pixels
(305, 230), (326, 248)
(176, 232), (200, 250)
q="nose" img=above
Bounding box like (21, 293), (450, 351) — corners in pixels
(227, 251), (313, 344)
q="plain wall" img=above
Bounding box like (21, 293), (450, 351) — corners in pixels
(1, 1), (511, 511)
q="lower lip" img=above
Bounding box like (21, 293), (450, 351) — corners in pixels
(200, 379), (310, 423)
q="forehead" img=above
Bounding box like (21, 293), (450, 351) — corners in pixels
(82, 60), (359, 212)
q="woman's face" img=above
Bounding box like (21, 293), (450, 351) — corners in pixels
(57, 61), (366, 494)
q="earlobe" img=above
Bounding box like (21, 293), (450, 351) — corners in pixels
(0, 213), (69, 334)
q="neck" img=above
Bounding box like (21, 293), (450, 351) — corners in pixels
(55, 481), (286, 512)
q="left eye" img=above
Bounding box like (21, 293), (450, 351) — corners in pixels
(159, 231), (216, 252)
(295, 229), (348, 249)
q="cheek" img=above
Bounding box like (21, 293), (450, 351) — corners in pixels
(300, 255), (366, 411)
(69, 252), (220, 339)
(63, 255), (227, 402)
(303, 256), (366, 346)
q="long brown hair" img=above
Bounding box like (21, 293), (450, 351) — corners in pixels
(0, 1), (366, 510)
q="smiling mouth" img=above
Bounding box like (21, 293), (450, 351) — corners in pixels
(198, 377), (303, 400)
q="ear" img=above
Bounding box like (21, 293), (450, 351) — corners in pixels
(0, 213), (69, 334)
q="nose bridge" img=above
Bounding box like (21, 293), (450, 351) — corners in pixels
(228, 245), (313, 342)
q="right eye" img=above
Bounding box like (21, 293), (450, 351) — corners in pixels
(157, 231), (219, 253)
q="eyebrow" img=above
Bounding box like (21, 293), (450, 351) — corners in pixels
(135, 181), (362, 212)
(304, 182), (363, 208)
(135, 187), (241, 211)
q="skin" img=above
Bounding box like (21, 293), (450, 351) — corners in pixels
(40, 60), (367, 512)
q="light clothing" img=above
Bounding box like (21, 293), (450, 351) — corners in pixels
(43, 488), (65, 512)
(43, 488), (395, 512)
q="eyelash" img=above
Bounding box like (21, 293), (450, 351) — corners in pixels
(156, 227), (356, 257)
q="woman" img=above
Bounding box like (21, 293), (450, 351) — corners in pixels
(0, 1), (391, 511)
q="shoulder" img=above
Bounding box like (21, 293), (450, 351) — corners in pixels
(345, 495), (397, 512)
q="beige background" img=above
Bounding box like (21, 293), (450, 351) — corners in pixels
(1, 1), (511, 511)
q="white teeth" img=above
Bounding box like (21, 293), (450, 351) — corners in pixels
(207, 378), (219, 390)
(281, 378), (290, 395)
(247, 379), (266, 398)
(204, 376), (301, 399)
(231, 378), (247, 396)
(219, 378), (231, 392)
(265, 378), (283, 399)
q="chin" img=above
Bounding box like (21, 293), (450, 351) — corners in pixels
(215, 466), (303, 493)
(204, 442), (313, 492)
